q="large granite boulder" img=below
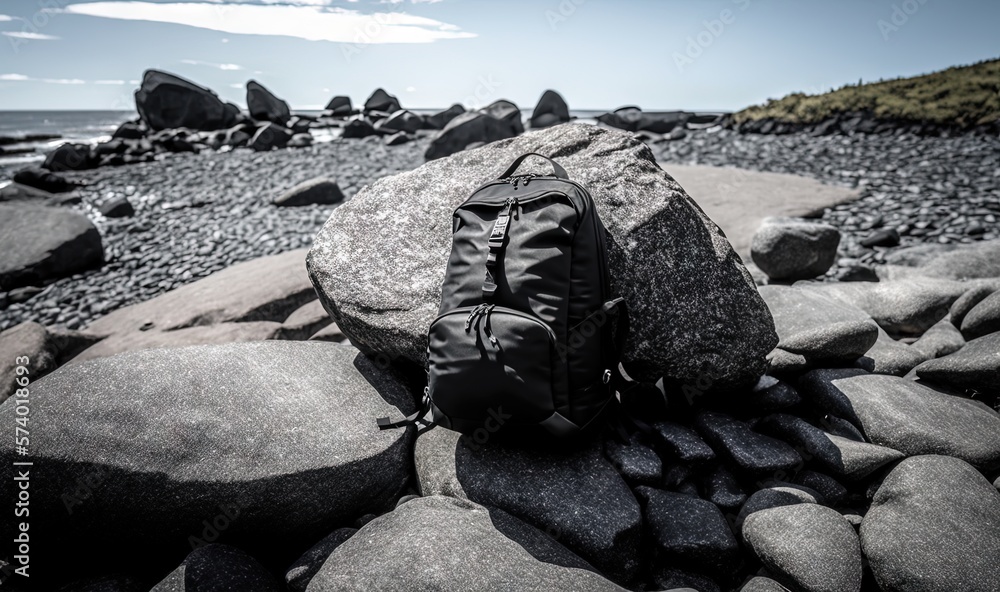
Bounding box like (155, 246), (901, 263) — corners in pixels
(414, 427), (641, 585)
(424, 103), (466, 130)
(305, 496), (627, 591)
(861, 455), (1000, 592)
(914, 332), (1000, 397)
(0, 204), (104, 290)
(0, 342), (415, 585)
(246, 80), (291, 125)
(324, 95), (353, 116)
(480, 99), (524, 135)
(134, 69), (240, 131)
(42, 142), (97, 171)
(310, 123), (777, 390)
(0, 321), (98, 402)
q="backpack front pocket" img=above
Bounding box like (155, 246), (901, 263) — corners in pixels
(428, 305), (560, 428)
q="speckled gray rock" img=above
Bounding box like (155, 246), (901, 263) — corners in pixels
(743, 504), (862, 592)
(793, 470), (849, 507)
(798, 279), (973, 335)
(150, 544), (281, 592)
(858, 327), (929, 376)
(273, 177), (345, 207)
(84, 249), (315, 337)
(759, 285), (878, 361)
(960, 289), (1000, 340)
(305, 496), (628, 592)
(413, 427), (641, 585)
(694, 411), (802, 477)
(0, 204), (104, 290)
(651, 420), (716, 464)
(604, 438), (662, 486)
(281, 299), (333, 340)
(741, 576), (792, 592)
(910, 318), (965, 359)
(69, 321), (286, 364)
(861, 455), (1000, 592)
(0, 342), (415, 581)
(308, 123), (776, 390)
(285, 528), (357, 592)
(247, 80), (291, 125)
(701, 464), (747, 512)
(0, 321), (98, 403)
(882, 240), (1000, 282)
(756, 414), (904, 480)
(799, 368), (1000, 469)
(736, 487), (818, 533)
(751, 217), (840, 281)
(950, 285), (996, 327)
(636, 486), (740, 583)
(914, 332), (1000, 396)
(424, 111), (520, 160)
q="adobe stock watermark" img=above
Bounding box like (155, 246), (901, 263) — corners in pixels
(546, 0), (587, 31)
(877, 0), (930, 41)
(7, 0), (70, 54)
(460, 74), (502, 111)
(341, 12), (404, 63)
(674, 0), (751, 73)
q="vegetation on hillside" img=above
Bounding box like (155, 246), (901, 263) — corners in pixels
(734, 58), (1000, 128)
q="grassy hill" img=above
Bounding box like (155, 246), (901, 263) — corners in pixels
(734, 58), (1000, 129)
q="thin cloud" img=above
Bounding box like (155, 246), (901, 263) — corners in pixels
(95, 79), (127, 85)
(2, 31), (60, 40)
(58, 2), (475, 44)
(0, 15), (17, 21)
(181, 58), (244, 70)
(1, 74), (85, 84)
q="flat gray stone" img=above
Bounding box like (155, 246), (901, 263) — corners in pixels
(0, 342), (415, 581)
(879, 240), (1000, 282)
(743, 504), (862, 592)
(914, 332), (1000, 397)
(861, 455), (1000, 592)
(740, 576), (792, 591)
(961, 289), (1000, 340)
(285, 528), (357, 592)
(305, 496), (628, 591)
(694, 411), (802, 477)
(84, 249), (315, 337)
(799, 368), (1000, 469)
(859, 326), (929, 376)
(756, 414), (904, 480)
(751, 217), (841, 281)
(308, 123), (777, 390)
(950, 285), (996, 327)
(281, 299), (333, 340)
(910, 318), (965, 359)
(736, 487), (818, 534)
(799, 278), (975, 335)
(0, 203), (104, 290)
(651, 420), (716, 464)
(759, 285), (878, 361)
(0, 321), (98, 403)
(414, 427), (641, 585)
(69, 321), (285, 364)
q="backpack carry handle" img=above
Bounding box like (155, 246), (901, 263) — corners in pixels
(499, 152), (569, 180)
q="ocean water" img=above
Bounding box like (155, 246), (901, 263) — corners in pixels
(0, 107), (687, 175)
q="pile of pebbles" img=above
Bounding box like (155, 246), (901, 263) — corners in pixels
(0, 136), (427, 331)
(654, 129), (1000, 277)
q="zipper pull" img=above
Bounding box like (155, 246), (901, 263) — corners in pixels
(484, 304), (499, 347)
(465, 304), (485, 331)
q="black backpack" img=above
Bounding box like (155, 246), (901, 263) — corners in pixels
(378, 153), (629, 438)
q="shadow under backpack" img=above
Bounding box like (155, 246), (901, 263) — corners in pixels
(378, 152), (630, 439)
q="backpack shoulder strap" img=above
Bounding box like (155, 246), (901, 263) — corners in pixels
(498, 152), (569, 180)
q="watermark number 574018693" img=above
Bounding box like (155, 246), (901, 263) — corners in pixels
(8, 356), (32, 580)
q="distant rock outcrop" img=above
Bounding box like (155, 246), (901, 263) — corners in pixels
(246, 79), (291, 125)
(134, 69), (241, 131)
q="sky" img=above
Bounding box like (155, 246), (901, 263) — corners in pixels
(0, 0), (997, 112)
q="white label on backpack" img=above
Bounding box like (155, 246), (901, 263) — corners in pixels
(491, 215), (510, 239)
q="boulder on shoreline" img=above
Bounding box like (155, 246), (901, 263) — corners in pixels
(363, 88), (401, 115)
(325, 95), (354, 116)
(310, 123), (777, 391)
(134, 69), (241, 131)
(246, 79), (292, 125)
(751, 217), (841, 281)
(0, 204), (104, 290)
(530, 89), (571, 128)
